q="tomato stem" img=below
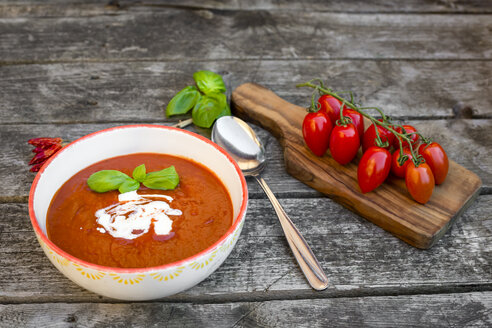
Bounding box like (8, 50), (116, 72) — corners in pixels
(337, 103), (352, 126)
(307, 87), (320, 112)
(296, 80), (423, 166)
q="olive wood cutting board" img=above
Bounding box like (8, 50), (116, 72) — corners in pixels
(231, 83), (482, 249)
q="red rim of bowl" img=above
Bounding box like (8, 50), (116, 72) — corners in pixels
(28, 124), (248, 274)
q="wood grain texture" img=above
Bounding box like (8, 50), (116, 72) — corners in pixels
(1, 0), (492, 18)
(0, 292), (491, 327)
(1, 9), (492, 63)
(232, 83), (482, 248)
(1, 60), (491, 124)
(0, 0), (491, 325)
(1, 196), (490, 302)
(1, 118), (491, 202)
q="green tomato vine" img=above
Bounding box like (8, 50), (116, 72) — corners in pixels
(296, 79), (430, 167)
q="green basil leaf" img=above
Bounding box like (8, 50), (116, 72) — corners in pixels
(132, 164), (146, 182)
(118, 179), (140, 193)
(87, 170), (132, 193)
(142, 166), (179, 190)
(165, 86), (201, 117)
(193, 70), (226, 95)
(192, 93), (229, 128)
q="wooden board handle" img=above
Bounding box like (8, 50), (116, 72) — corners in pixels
(231, 83), (305, 148)
(232, 83), (482, 249)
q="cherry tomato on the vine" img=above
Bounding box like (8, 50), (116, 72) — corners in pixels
(393, 125), (419, 149)
(302, 111), (333, 157)
(391, 147), (414, 178)
(342, 108), (364, 141)
(357, 146), (392, 193)
(362, 120), (395, 153)
(405, 162), (435, 204)
(329, 123), (360, 165)
(318, 95), (341, 124)
(418, 142), (449, 185)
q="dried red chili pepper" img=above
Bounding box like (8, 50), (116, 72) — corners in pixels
(30, 163), (44, 172)
(27, 137), (64, 172)
(28, 137), (63, 147)
(29, 143), (62, 165)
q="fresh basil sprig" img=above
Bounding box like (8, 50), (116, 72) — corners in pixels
(165, 70), (230, 128)
(87, 164), (179, 193)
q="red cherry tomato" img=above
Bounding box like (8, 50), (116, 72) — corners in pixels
(362, 120), (395, 153)
(391, 147), (414, 178)
(357, 146), (392, 193)
(405, 162), (435, 204)
(393, 125), (419, 149)
(418, 142), (449, 184)
(329, 123), (360, 165)
(342, 108), (364, 141)
(302, 111), (333, 156)
(318, 95), (341, 124)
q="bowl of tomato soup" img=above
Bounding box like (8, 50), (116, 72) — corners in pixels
(29, 125), (248, 300)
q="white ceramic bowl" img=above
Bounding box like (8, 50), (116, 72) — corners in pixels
(29, 125), (248, 300)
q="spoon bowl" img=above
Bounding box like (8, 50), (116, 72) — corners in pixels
(212, 116), (266, 176)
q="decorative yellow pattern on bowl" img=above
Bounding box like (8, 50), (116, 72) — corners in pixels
(150, 266), (185, 282)
(109, 273), (145, 285)
(189, 250), (218, 270)
(73, 264), (106, 280)
(48, 250), (69, 267)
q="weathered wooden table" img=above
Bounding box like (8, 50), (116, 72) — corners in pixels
(1, 1), (491, 327)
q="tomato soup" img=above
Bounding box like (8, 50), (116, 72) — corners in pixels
(46, 153), (233, 268)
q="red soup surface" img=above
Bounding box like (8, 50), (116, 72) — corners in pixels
(47, 153), (233, 268)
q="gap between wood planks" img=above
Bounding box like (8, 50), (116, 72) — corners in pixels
(1, 113), (491, 125)
(1, 57), (492, 68)
(2, 183), (490, 205)
(1, 1), (492, 16)
(0, 117), (491, 127)
(102, 3), (492, 16)
(1, 286), (491, 305)
(3, 190), (492, 207)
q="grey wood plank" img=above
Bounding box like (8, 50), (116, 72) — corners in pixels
(0, 2), (118, 19)
(1, 119), (490, 202)
(1, 0), (492, 17)
(0, 195), (490, 302)
(0, 60), (490, 125)
(0, 292), (491, 327)
(1, 9), (491, 63)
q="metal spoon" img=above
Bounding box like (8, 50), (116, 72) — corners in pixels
(212, 116), (329, 290)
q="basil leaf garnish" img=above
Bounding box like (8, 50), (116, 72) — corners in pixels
(142, 166), (179, 190)
(118, 179), (140, 193)
(88, 165), (180, 194)
(192, 93), (228, 128)
(193, 70), (226, 95)
(165, 86), (201, 117)
(87, 170), (133, 193)
(132, 164), (146, 182)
